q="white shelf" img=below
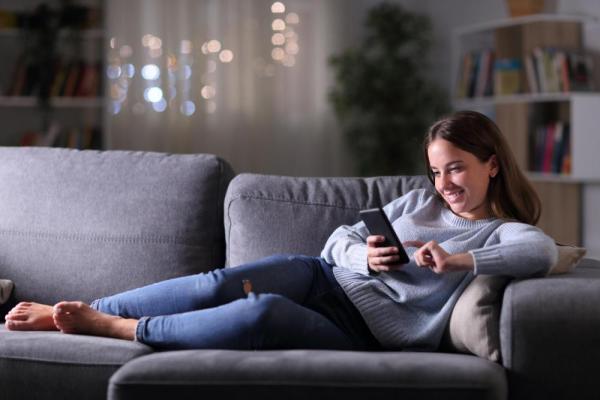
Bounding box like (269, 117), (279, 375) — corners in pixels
(0, 28), (104, 39)
(453, 92), (600, 108)
(527, 172), (600, 184)
(0, 96), (103, 108)
(454, 14), (599, 36)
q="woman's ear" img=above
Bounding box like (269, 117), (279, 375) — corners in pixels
(489, 155), (499, 178)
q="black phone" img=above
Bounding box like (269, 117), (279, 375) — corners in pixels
(359, 207), (409, 264)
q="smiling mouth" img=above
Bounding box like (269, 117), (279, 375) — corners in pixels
(444, 190), (464, 202)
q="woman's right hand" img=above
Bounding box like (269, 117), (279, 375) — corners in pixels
(366, 235), (403, 273)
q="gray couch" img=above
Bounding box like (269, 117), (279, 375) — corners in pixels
(0, 147), (598, 400)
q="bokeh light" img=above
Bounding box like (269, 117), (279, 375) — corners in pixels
(123, 63), (135, 78)
(141, 64), (160, 80)
(271, 2), (285, 13)
(207, 40), (222, 53)
(152, 98), (167, 112)
(144, 86), (163, 103)
(180, 101), (196, 116)
(272, 19), (285, 31)
(119, 45), (133, 58)
(201, 85), (216, 99)
(106, 65), (122, 79)
(219, 49), (234, 63)
(271, 33), (285, 46)
(285, 12), (299, 24)
(182, 65), (192, 80)
(271, 47), (285, 61)
(111, 101), (121, 115)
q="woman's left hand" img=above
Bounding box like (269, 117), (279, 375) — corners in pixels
(413, 240), (474, 274)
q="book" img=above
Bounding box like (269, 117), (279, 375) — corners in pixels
(457, 53), (473, 98)
(475, 50), (492, 97)
(551, 122), (563, 173)
(75, 63), (100, 97)
(50, 60), (69, 97)
(569, 53), (593, 91)
(533, 47), (547, 93)
(494, 58), (521, 95)
(62, 61), (83, 97)
(557, 51), (570, 92)
(525, 54), (539, 93)
(561, 125), (571, 174)
(541, 123), (555, 173)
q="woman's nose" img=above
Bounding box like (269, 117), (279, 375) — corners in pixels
(438, 173), (452, 188)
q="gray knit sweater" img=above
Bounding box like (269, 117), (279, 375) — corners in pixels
(320, 188), (557, 350)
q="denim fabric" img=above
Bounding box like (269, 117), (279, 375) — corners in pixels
(91, 255), (379, 351)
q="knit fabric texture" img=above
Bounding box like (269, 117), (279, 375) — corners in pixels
(321, 189), (557, 350)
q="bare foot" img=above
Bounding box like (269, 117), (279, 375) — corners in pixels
(52, 301), (137, 341)
(5, 302), (58, 331)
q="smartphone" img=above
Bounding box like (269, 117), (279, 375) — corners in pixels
(359, 207), (409, 264)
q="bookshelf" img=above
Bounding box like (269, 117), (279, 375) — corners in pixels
(0, 1), (104, 149)
(452, 14), (600, 247)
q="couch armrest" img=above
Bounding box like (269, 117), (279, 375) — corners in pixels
(500, 259), (600, 400)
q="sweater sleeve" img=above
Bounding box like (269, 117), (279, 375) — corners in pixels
(320, 189), (429, 275)
(469, 222), (558, 278)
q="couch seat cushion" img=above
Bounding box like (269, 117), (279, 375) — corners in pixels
(109, 349), (507, 400)
(0, 324), (152, 400)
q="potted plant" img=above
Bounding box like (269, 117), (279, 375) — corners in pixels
(329, 2), (448, 176)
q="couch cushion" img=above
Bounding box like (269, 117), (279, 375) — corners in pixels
(108, 349), (507, 400)
(0, 324), (152, 400)
(0, 147), (234, 304)
(224, 173), (431, 266)
(500, 259), (600, 400)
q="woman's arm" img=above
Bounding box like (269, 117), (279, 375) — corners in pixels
(320, 189), (430, 275)
(320, 222), (371, 275)
(412, 223), (557, 278)
(468, 222), (558, 278)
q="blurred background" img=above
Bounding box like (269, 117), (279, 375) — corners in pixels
(1, 0), (600, 254)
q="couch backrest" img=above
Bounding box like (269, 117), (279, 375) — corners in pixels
(0, 147), (234, 304)
(224, 173), (431, 267)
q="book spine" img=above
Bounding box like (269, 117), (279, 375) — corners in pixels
(542, 123), (555, 173)
(525, 54), (539, 93)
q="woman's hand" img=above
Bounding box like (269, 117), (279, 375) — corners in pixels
(413, 240), (474, 273)
(367, 236), (420, 273)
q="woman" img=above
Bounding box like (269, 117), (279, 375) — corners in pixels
(5, 111), (557, 351)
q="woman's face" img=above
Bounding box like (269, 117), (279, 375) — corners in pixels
(427, 138), (498, 220)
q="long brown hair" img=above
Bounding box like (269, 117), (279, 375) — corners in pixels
(423, 110), (541, 225)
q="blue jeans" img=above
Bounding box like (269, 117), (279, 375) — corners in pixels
(91, 255), (379, 351)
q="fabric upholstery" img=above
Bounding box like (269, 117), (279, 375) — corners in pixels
(224, 173), (431, 266)
(548, 245), (587, 274)
(108, 349), (507, 400)
(0, 279), (13, 305)
(440, 275), (510, 362)
(500, 259), (600, 399)
(0, 324), (152, 400)
(0, 147), (234, 304)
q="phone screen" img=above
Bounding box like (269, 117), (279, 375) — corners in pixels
(359, 207), (409, 264)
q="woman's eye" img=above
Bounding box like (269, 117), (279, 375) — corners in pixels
(431, 171), (440, 177)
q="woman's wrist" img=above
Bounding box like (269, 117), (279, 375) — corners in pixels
(446, 252), (475, 272)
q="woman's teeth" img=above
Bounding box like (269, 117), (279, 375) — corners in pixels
(446, 190), (464, 200)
